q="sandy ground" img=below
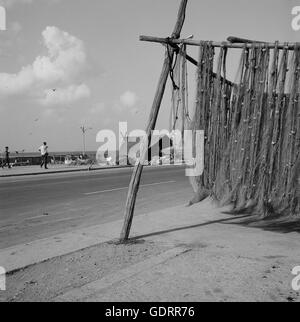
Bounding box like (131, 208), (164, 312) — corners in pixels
(0, 240), (167, 302)
(0, 199), (299, 302)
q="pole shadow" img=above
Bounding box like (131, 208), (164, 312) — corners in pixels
(131, 214), (251, 241)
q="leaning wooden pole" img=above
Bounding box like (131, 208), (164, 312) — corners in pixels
(181, 45), (186, 162)
(120, 0), (188, 242)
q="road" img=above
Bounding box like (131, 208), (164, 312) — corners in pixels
(0, 166), (193, 249)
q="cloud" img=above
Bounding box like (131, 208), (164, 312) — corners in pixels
(89, 102), (105, 115)
(80, 102), (112, 128)
(0, 21), (23, 53)
(0, 0), (59, 8)
(0, 26), (90, 106)
(0, 0), (33, 8)
(120, 91), (138, 108)
(40, 84), (91, 106)
(11, 21), (22, 33)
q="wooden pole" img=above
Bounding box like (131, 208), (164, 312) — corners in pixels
(157, 42), (233, 87)
(181, 45), (186, 162)
(227, 36), (264, 44)
(120, 0), (188, 242)
(139, 35), (298, 50)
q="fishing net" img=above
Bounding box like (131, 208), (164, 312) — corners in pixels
(184, 42), (299, 216)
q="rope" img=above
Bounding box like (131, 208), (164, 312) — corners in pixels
(166, 38), (180, 91)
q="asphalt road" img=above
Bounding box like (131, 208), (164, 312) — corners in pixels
(0, 166), (193, 249)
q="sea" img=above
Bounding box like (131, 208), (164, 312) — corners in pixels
(7, 151), (97, 158)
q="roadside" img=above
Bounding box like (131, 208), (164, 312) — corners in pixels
(0, 164), (133, 178)
(2, 240), (168, 302)
(0, 199), (299, 302)
(0, 163), (185, 178)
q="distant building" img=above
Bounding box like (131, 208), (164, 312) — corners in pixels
(118, 134), (174, 166)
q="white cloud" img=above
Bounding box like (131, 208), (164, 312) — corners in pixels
(11, 21), (22, 33)
(43, 108), (55, 117)
(89, 102), (105, 115)
(120, 91), (138, 108)
(0, 26), (90, 106)
(0, 0), (33, 8)
(0, 0), (59, 8)
(40, 84), (91, 106)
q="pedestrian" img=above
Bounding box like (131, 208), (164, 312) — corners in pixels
(2, 147), (11, 169)
(39, 142), (49, 169)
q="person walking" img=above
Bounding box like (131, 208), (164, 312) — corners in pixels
(2, 147), (11, 169)
(39, 142), (49, 169)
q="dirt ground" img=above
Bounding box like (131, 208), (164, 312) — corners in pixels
(1, 203), (299, 302)
(0, 240), (168, 302)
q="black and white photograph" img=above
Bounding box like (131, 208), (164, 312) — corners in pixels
(0, 0), (299, 306)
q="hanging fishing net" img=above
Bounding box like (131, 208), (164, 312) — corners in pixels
(172, 42), (299, 216)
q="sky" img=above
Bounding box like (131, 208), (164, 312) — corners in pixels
(0, 0), (298, 152)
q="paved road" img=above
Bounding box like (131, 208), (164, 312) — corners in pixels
(0, 166), (193, 249)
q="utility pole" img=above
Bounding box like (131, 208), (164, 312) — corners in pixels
(80, 126), (92, 156)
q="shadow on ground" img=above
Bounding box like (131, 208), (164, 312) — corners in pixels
(221, 209), (300, 234)
(131, 202), (300, 242)
(131, 214), (251, 240)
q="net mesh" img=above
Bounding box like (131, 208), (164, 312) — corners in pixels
(183, 42), (300, 216)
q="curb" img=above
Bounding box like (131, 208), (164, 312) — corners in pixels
(0, 164), (184, 178)
(0, 165), (133, 178)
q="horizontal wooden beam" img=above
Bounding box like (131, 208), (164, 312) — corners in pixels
(140, 35), (298, 50)
(227, 36), (264, 44)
